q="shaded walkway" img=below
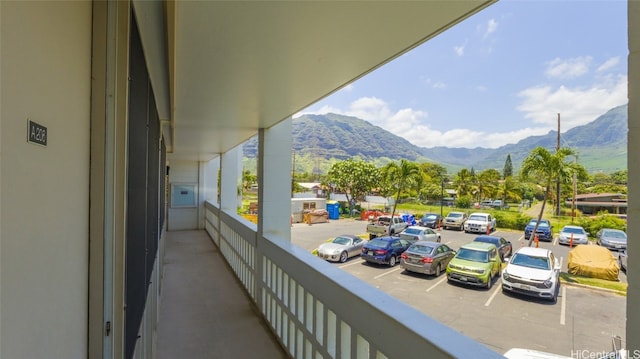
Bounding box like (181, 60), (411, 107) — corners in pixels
(157, 230), (288, 359)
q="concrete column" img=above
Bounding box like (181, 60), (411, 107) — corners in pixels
(258, 117), (292, 240)
(626, 0), (639, 353)
(204, 157), (220, 205)
(220, 145), (241, 214)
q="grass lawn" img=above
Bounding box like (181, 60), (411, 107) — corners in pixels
(559, 272), (627, 295)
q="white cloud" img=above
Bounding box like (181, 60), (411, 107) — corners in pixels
(454, 40), (467, 56)
(341, 83), (355, 92)
(545, 57), (592, 79)
(298, 97), (558, 149)
(432, 81), (446, 89)
(597, 57), (620, 72)
(516, 74), (627, 129)
(484, 19), (498, 38)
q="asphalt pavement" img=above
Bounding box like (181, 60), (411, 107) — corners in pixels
(291, 217), (627, 357)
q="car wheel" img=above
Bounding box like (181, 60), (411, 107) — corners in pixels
(389, 229), (395, 236)
(339, 251), (348, 263)
(388, 256), (397, 267)
(434, 263), (441, 277)
(550, 285), (559, 303)
(485, 276), (492, 289)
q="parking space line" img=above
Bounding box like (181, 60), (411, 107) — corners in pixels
(338, 259), (365, 269)
(374, 267), (403, 279)
(484, 281), (502, 306)
(426, 277), (447, 292)
(553, 237), (558, 246)
(560, 286), (567, 325)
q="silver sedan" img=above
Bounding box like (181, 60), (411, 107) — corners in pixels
(317, 234), (366, 263)
(596, 228), (627, 251)
(398, 226), (441, 243)
(557, 225), (589, 245)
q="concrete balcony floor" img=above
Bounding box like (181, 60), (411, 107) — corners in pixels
(157, 230), (289, 359)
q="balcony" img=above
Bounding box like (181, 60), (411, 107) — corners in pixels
(157, 201), (502, 358)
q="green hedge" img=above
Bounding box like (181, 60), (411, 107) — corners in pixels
(577, 213), (626, 236)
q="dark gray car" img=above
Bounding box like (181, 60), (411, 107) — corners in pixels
(400, 241), (455, 276)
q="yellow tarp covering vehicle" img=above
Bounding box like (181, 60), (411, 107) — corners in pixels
(567, 245), (620, 281)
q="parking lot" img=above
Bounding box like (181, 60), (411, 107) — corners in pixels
(292, 218), (627, 356)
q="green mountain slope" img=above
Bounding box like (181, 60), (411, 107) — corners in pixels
(448, 104), (627, 172)
(243, 104), (627, 174)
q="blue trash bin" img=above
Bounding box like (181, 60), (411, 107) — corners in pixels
(326, 201), (340, 220)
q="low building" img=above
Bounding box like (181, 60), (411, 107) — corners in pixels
(566, 193), (627, 215)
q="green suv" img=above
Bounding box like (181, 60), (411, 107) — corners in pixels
(446, 241), (501, 289)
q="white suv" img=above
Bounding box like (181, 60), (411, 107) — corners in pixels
(464, 212), (496, 233)
(502, 247), (561, 302)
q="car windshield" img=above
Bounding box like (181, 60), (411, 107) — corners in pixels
(408, 244), (434, 255)
(447, 213), (462, 218)
(604, 230), (627, 239)
(563, 227), (585, 234)
(456, 248), (488, 263)
(510, 253), (550, 270)
(423, 215), (437, 220)
(333, 236), (352, 245)
(404, 228), (423, 235)
(469, 215), (486, 221)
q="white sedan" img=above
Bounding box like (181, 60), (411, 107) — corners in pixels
(398, 226), (441, 243)
(502, 247), (561, 302)
(317, 235), (366, 263)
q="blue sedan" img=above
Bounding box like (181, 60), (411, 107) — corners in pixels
(361, 236), (411, 267)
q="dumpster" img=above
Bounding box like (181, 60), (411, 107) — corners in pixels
(326, 201), (340, 220)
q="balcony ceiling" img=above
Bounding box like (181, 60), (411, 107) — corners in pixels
(135, 0), (496, 161)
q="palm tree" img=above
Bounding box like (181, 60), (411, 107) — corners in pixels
(495, 176), (521, 205)
(454, 168), (473, 197)
(381, 160), (421, 230)
(520, 146), (578, 246)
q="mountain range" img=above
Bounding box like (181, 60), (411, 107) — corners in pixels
(243, 104), (627, 174)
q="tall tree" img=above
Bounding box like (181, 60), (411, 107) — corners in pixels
(454, 168), (474, 196)
(381, 160), (421, 229)
(520, 146), (579, 246)
(477, 169), (501, 201)
(496, 176), (521, 204)
(503, 154), (513, 179)
(325, 159), (379, 208)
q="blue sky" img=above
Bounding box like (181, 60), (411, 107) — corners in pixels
(297, 0), (628, 149)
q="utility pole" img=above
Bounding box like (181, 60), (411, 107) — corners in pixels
(572, 154), (578, 223)
(556, 113), (561, 216)
(292, 149), (296, 196)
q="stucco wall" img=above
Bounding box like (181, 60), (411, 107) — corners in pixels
(0, 2), (92, 358)
(168, 160), (200, 230)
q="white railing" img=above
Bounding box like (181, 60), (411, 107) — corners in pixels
(204, 201), (502, 359)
